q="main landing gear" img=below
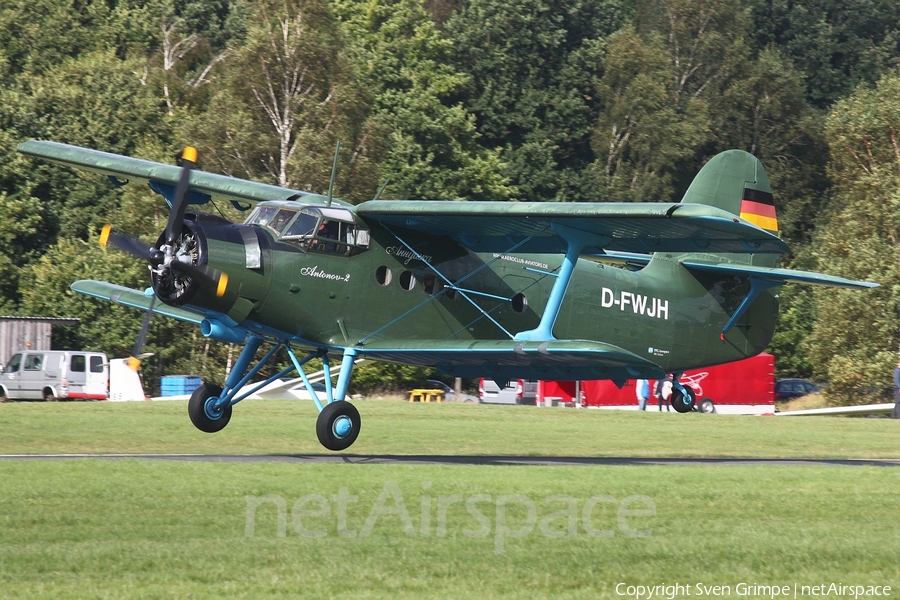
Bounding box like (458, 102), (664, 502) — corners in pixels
(670, 382), (696, 413)
(186, 335), (361, 451)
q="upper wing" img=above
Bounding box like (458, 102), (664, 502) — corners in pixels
(356, 199), (790, 255)
(18, 140), (339, 208)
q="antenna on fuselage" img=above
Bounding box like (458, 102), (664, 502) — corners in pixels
(372, 178), (391, 201)
(325, 141), (340, 207)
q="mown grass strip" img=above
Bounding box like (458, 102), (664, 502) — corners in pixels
(1, 460), (898, 599)
(0, 399), (898, 458)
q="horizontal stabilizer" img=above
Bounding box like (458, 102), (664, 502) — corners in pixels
(71, 280), (206, 324)
(680, 261), (878, 289)
(357, 339), (665, 381)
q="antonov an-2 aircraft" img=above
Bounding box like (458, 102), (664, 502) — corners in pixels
(18, 140), (877, 450)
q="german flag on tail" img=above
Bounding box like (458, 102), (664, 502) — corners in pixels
(739, 187), (778, 234)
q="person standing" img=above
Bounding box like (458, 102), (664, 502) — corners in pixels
(893, 360), (900, 419)
(655, 375), (673, 411)
(635, 379), (650, 411)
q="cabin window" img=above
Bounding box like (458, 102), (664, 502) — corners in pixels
(375, 266), (392, 286)
(90, 356), (104, 373)
(24, 354), (43, 371)
(399, 271), (416, 291)
(423, 275), (436, 295)
(511, 293), (528, 313)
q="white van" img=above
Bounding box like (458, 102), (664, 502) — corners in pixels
(0, 350), (108, 401)
(478, 379), (538, 405)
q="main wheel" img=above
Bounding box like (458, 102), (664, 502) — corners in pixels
(671, 385), (696, 413)
(698, 398), (716, 413)
(188, 383), (232, 433)
(316, 401), (361, 451)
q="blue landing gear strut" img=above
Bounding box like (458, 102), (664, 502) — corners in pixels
(186, 337), (361, 451)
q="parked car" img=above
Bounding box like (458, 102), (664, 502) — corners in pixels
(1, 350), (108, 401)
(425, 379), (478, 403)
(775, 378), (822, 401)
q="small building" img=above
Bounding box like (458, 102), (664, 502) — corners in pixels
(0, 316), (80, 368)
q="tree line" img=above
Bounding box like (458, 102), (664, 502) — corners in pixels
(1, 0), (899, 401)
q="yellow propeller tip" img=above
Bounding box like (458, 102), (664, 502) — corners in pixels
(182, 146), (198, 164)
(216, 272), (228, 297)
(125, 357), (142, 371)
(99, 224), (111, 248)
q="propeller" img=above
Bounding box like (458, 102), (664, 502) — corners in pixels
(98, 147), (228, 298)
(124, 295), (156, 371)
(99, 147), (229, 369)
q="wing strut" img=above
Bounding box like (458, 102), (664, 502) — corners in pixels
(514, 224), (597, 342)
(358, 225), (549, 344)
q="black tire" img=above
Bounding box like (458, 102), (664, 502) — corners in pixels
(188, 383), (232, 433)
(698, 398), (715, 414)
(43, 388), (56, 402)
(316, 401), (361, 451)
(671, 385), (695, 413)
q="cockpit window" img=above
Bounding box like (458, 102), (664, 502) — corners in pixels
(269, 209), (297, 233)
(247, 203), (370, 256)
(284, 211), (318, 237)
(245, 206), (279, 229)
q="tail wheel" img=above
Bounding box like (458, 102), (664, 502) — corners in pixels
(316, 401), (361, 451)
(698, 398), (716, 413)
(188, 383), (232, 433)
(671, 385), (696, 413)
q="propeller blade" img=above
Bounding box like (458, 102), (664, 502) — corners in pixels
(169, 260), (229, 297)
(165, 146), (197, 247)
(126, 296), (156, 371)
(99, 225), (159, 262)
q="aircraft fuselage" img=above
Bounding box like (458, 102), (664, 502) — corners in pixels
(189, 211), (778, 375)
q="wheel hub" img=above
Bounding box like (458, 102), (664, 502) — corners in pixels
(333, 415), (352, 439)
(204, 397), (225, 421)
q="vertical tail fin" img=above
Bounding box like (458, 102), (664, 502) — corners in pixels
(680, 150), (779, 266)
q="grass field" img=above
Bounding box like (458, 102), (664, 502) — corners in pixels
(1, 399), (898, 598)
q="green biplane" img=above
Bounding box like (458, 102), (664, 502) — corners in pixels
(18, 140), (876, 450)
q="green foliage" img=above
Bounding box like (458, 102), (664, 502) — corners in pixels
(448, 0), (628, 202)
(591, 26), (709, 202)
(746, 0), (900, 109)
(335, 0), (514, 200)
(806, 74), (900, 403)
(2, 0), (900, 392)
